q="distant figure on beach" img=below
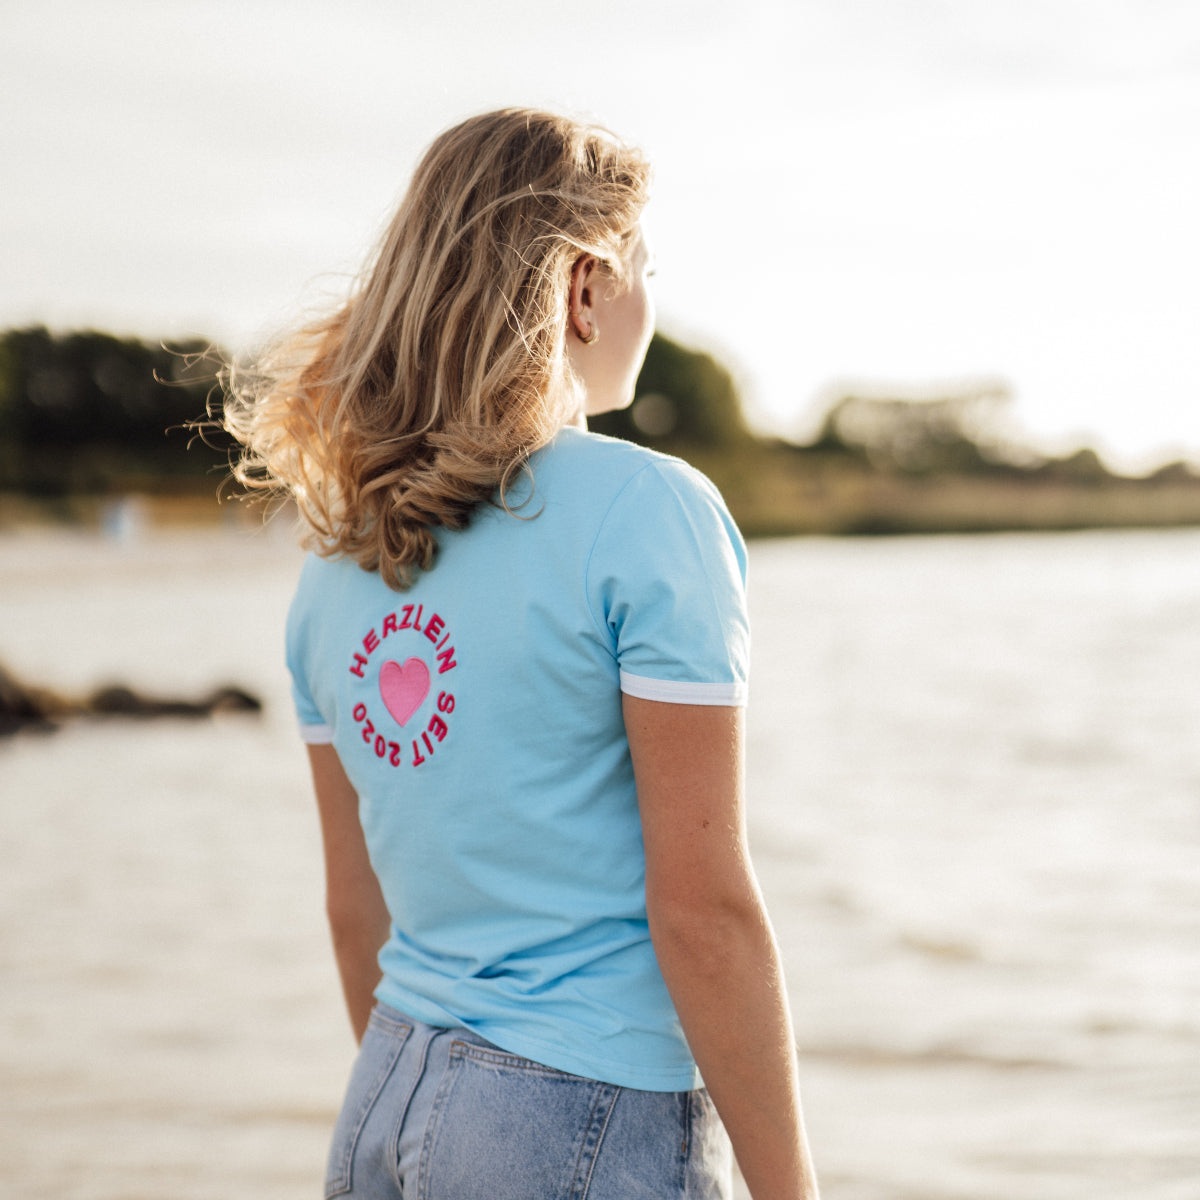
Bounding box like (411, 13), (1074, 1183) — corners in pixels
(222, 108), (818, 1199)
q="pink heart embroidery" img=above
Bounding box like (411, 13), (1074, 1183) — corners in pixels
(378, 657), (430, 727)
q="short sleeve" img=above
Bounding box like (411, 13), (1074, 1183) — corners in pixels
(285, 564), (334, 744)
(585, 459), (749, 705)
(290, 677), (333, 743)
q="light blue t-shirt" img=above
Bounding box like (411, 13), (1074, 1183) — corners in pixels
(286, 427), (749, 1090)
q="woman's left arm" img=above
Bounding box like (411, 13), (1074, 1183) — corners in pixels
(307, 744), (390, 1043)
(624, 696), (819, 1200)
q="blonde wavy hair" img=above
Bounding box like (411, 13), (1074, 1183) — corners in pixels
(221, 108), (651, 590)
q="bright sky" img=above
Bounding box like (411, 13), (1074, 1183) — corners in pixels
(4, 0), (1198, 470)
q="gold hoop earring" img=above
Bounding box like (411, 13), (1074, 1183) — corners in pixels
(574, 323), (598, 346)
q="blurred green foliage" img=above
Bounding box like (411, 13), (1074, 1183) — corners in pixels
(590, 333), (750, 450)
(3, 325), (1198, 535)
(0, 327), (748, 495)
(807, 382), (1027, 475)
(0, 326), (230, 494)
(804, 385), (1185, 487)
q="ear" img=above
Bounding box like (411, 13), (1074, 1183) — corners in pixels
(568, 254), (599, 343)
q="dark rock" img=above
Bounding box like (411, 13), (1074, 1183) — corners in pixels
(0, 660), (263, 734)
(0, 662), (58, 734)
(204, 686), (263, 715)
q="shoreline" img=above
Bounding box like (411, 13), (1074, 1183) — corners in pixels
(9, 466), (1200, 540)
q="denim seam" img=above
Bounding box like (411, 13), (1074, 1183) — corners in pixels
(570, 1084), (620, 1200)
(452, 1040), (587, 1079)
(326, 1021), (412, 1198)
(371, 1009), (413, 1038)
(416, 1041), (461, 1200)
(387, 1025), (433, 1197)
(679, 1089), (692, 1194)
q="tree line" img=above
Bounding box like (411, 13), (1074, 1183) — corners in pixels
(1, 324), (1187, 503)
(0, 327), (229, 494)
(0, 326), (748, 496)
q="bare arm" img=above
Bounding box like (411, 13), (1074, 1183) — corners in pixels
(307, 743), (390, 1044)
(623, 696), (819, 1200)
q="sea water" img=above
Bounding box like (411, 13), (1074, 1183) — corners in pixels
(1, 523), (1197, 1199)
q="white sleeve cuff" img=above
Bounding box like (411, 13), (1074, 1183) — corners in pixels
(298, 722), (334, 744)
(619, 670), (747, 706)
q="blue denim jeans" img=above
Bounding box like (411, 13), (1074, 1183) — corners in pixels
(325, 1003), (732, 1199)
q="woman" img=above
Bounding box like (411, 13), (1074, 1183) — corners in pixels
(225, 108), (818, 1199)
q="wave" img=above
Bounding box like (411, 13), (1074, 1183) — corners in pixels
(798, 1041), (1068, 1071)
